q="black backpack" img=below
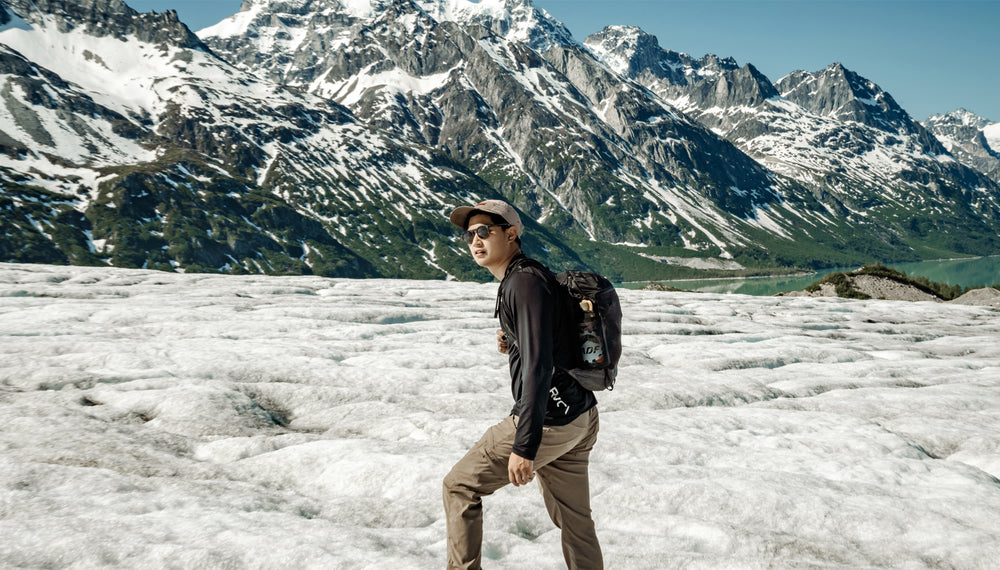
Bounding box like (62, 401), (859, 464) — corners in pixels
(554, 271), (622, 391)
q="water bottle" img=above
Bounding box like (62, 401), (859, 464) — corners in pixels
(578, 299), (605, 366)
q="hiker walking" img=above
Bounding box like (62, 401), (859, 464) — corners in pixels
(443, 200), (603, 569)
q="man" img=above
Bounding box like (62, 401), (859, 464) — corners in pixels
(443, 199), (603, 570)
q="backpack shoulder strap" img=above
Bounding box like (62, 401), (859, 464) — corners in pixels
(494, 256), (556, 318)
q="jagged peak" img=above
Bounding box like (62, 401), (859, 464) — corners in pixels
(369, 0), (443, 36)
(782, 62), (853, 86)
(585, 25), (746, 86)
(5, 0), (207, 49)
(584, 25), (662, 56)
(926, 108), (991, 129)
(737, 63), (778, 93)
(420, 0), (575, 51)
(585, 24), (648, 43)
(204, 0), (574, 50)
(696, 53), (739, 72)
(585, 25), (737, 68)
(774, 62), (935, 143)
(5, 0), (136, 24)
(780, 63), (897, 108)
(826, 61), (849, 75)
(743, 62), (765, 77)
(200, 0), (375, 37)
(236, 0), (385, 17)
(421, 0), (523, 22)
(583, 25), (664, 76)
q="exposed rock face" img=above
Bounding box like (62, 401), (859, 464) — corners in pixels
(777, 64), (928, 140)
(780, 274), (941, 302)
(200, 0), (793, 252)
(4, 0), (1000, 280)
(0, 43), (158, 159)
(584, 25), (1000, 264)
(850, 274), (941, 302)
(6, 0), (207, 48)
(784, 276), (1000, 306)
(0, 0), (525, 279)
(924, 109), (1000, 184)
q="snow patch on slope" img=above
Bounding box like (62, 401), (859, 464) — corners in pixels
(984, 122), (1000, 153)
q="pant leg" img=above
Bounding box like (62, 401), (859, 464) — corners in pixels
(443, 409), (602, 569)
(443, 416), (515, 570)
(536, 407), (603, 570)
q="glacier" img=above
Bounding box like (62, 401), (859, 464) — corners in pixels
(1, 262), (999, 568)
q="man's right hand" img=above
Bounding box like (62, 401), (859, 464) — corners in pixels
(496, 329), (509, 354)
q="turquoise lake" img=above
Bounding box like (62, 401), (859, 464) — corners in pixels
(635, 255), (1000, 296)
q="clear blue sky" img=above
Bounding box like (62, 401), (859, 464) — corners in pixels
(128, 0), (998, 122)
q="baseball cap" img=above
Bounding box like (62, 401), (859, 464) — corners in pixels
(449, 199), (523, 236)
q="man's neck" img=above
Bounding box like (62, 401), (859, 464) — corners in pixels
(489, 250), (521, 281)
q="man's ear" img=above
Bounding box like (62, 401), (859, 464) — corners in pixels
(507, 226), (518, 243)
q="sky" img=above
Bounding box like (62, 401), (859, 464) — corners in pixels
(2, 262), (1000, 567)
(128, 0), (999, 122)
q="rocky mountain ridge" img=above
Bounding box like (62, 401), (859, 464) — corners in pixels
(200, 0), (794, 244)
(585, 25), (1000, 261)
(923, 109), (1000, 185)
(0, 0), (511, 279)
(14, 0), (205, 47)
(2, 0), (1000, 281)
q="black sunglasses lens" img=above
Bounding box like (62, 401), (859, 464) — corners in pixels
(462, 225), (494, 244)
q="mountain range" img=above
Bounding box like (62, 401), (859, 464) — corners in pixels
(2, 0), (999, 281)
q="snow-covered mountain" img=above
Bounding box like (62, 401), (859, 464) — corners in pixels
(0, 0), (520, 279)
(987, 123), (1000, 157)
(200, 0), (813, 258)
(924, 109), (1000, 185)
(3, 0), (1000, 280)
(585, 25), (1000, 260)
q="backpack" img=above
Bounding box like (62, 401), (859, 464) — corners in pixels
(554, 271), (622, 391)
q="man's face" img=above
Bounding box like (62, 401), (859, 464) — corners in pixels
(466, 213), (514, 268)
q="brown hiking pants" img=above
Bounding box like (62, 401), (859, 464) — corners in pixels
(443, 407), (603, 569)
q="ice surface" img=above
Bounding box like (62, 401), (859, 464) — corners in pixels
(1, 262), (999, 568)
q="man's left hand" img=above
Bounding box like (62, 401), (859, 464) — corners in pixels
(496, 329), (509, 354)
(508, 453), (535, 486)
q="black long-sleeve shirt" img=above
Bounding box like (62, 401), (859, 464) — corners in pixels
(496, 255), (596, 460)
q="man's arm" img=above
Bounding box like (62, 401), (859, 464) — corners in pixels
(508, 271), (555, 462)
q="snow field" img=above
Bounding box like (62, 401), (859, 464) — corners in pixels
(1, 262), (999, 568)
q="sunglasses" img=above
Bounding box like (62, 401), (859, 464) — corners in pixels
(462, 224), (510, 244)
